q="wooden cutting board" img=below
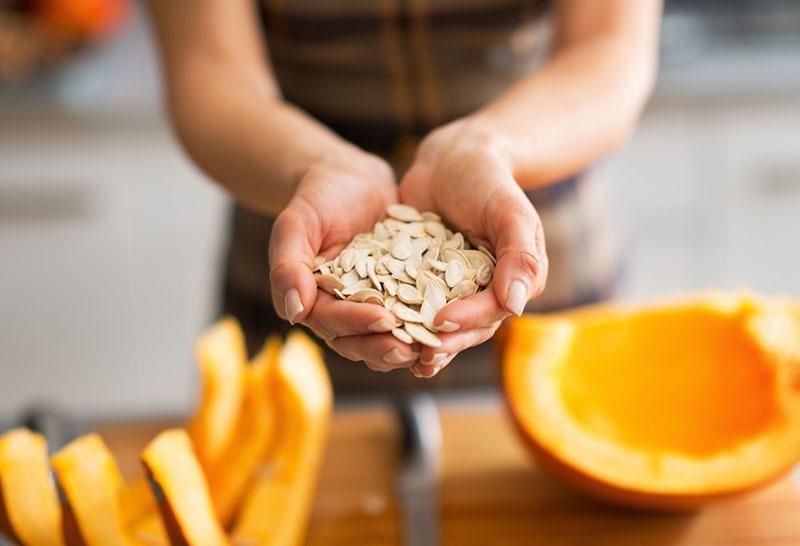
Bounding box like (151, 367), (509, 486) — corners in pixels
(99, 398), (800, 546)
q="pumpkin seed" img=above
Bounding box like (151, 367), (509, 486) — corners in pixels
(445, 260), (464, 287)
(341, 279), (372, 296)
(313, 204), (495, 366)
(391, 236), (413, 260)
(392, 302), (424, 323)
(318, 273), (345, 294)
(392, 327), (414, 344)
(387, 204), (423, 222)
(348, 289), (384, 305)
(397, 284), (423, 305)
(404, 323), (442, 348)
(340, 248), (358, 272)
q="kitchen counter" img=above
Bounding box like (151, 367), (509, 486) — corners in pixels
(96, 398), (800, 546)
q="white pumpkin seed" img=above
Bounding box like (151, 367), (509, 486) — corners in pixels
(424, 221), (446, 240)
(391, 328), (414, 344)
(448, 279), (477, 300)
(340, 248), (358, 272)
(445, 260), (464, 287)
(387, 204), (423, 222)
(341, 279), (372, 296)
(382, 276), (398, 296)
(478, 244), (496, 265)
(424, 282), (447, 313)
(404, 322), (442, 348)
(397, 284), (423, 305)
(391, 236), (413, 260)
(355, 255), (369, 278)
(317, 273), (345, 294)
(392, 302), (424, 323)
(348, 288), (384, 305)
(340, 270), (360, 287)
(476, 263), (493, 286)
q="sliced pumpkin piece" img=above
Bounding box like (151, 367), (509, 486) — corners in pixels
(233, 331), (332, 545)
(122, 477), (158, 528)
(51, 434), (135, 546)
(502, 292), (800, 510)
(188, 318), (248, 469)
(208, 335), (281, 526)
(141, 429), (229, 546)
(0, 429), (64, 546)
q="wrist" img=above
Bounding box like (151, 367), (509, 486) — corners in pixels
(297, 142), (394, 189)
(418, 116), (513, 172)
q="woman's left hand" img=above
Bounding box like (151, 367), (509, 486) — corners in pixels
(399, 119), (549, 377)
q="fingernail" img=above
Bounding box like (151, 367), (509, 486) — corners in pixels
(418, 365), (438, 378)
(421, 352), (448, 365)
(285, 288), (304, 324)
(410, 365), (424, 378)
(383, 348), (417, 365)
(435, 320), (459, 333)
(368, 318), (396, 333)
(505, 280), (527, 317)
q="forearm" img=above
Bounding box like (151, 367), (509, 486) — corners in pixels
(468, 0), (662, 189)
(147, 0), (369, 216)
(167, 70), (362, 216)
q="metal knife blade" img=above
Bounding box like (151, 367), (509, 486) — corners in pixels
(395, 393), (442, 546)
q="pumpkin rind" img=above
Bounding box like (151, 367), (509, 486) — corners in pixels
(141, 429), (229, 546)
(233, 331), (333, 546)
(0, 429), (64, 546)
(502, 292), (800, 510)
(188, 318), (248, 469)
(51, 434), (137, 546)
(207, 335), (281, 526)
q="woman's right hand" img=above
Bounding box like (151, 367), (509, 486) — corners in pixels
(269, 151), (422, 372)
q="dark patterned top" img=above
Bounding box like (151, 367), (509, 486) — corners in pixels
(223, 0), (619, 384)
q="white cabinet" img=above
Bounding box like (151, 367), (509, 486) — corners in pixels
(0, 114), (228, 416)
(599, 96), (800, 300)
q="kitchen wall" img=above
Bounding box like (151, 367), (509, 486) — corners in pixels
(1, 3), (799, 417)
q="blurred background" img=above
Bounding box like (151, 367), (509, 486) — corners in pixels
(1, 0), (799, 418)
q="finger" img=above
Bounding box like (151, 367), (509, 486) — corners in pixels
(301, 293), (400, 340)
(268, 205), (320, 324)
(416, 325), (499, 370)
(432, 289), (511, 332)
(411, 353), (457, 379)
(486, 189), (549, 316)
(329, 333), (420, 372)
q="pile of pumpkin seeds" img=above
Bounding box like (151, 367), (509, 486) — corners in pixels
(313, 204), (496, 348)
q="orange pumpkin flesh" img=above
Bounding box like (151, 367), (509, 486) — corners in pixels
(0, 429), (64, 546)
(51, 434), (137, 546)
(233, 331), (333, 546)
(503, 293), (800, 510)
(1, 325), (330, 545)
(141, 429), (229, 546)
(127, 319), (250, 533)
(207, 336), (281, 526)
(188, 318), (248, 470)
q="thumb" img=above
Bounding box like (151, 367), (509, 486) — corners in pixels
(268, 205), (320, 324)
(488, 193), (548, 317)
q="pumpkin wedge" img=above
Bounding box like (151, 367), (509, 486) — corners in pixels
(51, 434), (137, 546)
(141, 429), (229, 546)
(126, 320), (248, 529)
(122, 478), (159, 529)
(502, 292), (800, 510)
(208, 335), (281, 526)
(233, 331), (332, 546)
(0, 429), (64, 546)
(188, 318), (248, 469)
